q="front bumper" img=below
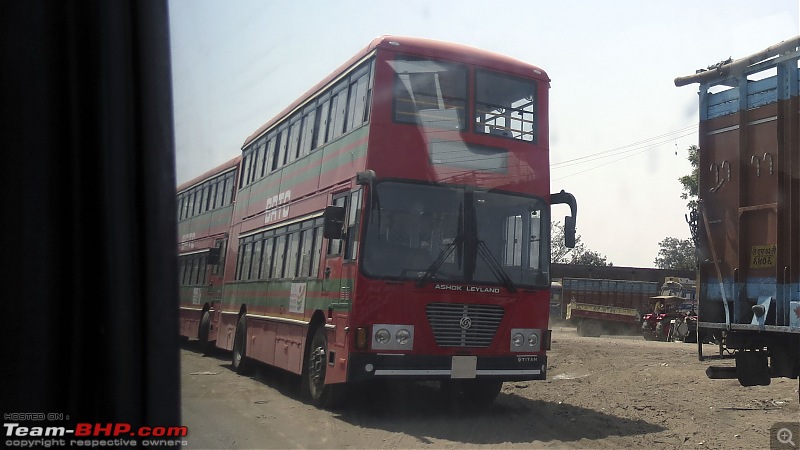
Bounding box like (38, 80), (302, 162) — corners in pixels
(347, 353), (547, 382)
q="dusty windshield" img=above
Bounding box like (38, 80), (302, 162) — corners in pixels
(362, 181), (549, 289)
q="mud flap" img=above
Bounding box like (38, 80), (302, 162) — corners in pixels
(735, 350), (771, 386)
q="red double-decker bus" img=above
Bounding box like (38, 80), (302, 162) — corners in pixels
(183, 36), (577, 407)
(177, 156), (240, 352)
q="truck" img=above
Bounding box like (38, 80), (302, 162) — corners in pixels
(675, 36), (800, 390)
(562, 277), (658, 337)
(641, 277), (698, 341)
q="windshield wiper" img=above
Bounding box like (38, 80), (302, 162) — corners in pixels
(475, 240), (517, 293)
(416, 238), (459, 287)
(417, 204), (463, 287)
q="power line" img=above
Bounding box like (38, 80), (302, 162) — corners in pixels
(552, 127), (697, 181)
(552, 125), (697, 169)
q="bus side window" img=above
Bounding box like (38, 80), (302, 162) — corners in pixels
(259, 236), (275, 279)
(311, 220), (324, 276)
(178, 256), (188, 286)
(329, 81), (348, 141)
(344, 189), (362, 260)
(327, 195), (347, 256)
(273, 126), (288, 171)
(273, 234), (288, 278)
(286, 115), (302, 165)
(261, 135), (275, 177)
(210, 240), (225, 275)
(285, 231), (300, 278)
(299, 104), (316, 158)
(313, 97), (331, 149)
(250, 140), (264, 184)
(198, 254), (208, 285)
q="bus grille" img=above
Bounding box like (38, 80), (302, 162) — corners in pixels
(426, 303), (504, 348)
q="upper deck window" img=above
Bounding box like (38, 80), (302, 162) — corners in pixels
(392, 57), (467, 130)
(475, 70), (536, 142)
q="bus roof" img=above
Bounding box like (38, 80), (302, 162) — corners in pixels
(241, 35), (549, 149)
(177, 155), (241, 193)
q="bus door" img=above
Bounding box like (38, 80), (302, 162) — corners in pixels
(206, 238), (226, 342)
(322, 190), (362, 349)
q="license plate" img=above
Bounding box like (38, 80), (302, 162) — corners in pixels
(451, 356), (477, 379)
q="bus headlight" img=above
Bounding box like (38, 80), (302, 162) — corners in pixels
(396, 328), (411, 345)
(372, 324), (414, 350)
(510, 328), (541, 352)
(375, 328), (391, 345)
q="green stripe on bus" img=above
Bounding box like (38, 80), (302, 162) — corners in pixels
(221, 278), (354, 312)
(178, 204), (234, 237)
(235, 126), (370, 214)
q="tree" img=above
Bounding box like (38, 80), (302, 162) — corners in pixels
(551, 221), (611, 266)
(551, 220), (582, 264)
(676, 144), (700, 263)
(654, 237), (695, 270)
(571, 250), (610, 266)
(679, 144), (699, 209)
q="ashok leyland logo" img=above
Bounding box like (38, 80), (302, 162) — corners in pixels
(459, 315), (472, 330)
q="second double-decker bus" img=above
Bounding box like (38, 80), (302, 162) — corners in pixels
(177, 156), (240, 352)
(205, 36), (577, 408)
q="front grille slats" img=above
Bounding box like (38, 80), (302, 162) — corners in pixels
(426, 303), (504, 348)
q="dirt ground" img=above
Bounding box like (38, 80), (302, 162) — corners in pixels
(181, 325), (799, 449)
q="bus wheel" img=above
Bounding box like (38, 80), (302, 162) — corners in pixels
(460, 379), (503, 406)
(198, 310), (212, 355)
(306, 327), (347, 409)
(232, 315), (250, 374)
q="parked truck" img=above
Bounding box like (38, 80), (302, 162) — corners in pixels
(563, 277), (659, 337)
(675, 37), (800, 390)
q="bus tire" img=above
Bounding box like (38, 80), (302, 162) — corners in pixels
(305, 326), (347, 409)
(198, 310), (212, 355)
(232, 315), (250, 375)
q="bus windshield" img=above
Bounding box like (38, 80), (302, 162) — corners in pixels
(362, 181), (549, 289)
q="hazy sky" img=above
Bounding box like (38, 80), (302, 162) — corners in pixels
(169, 0), (799, 268)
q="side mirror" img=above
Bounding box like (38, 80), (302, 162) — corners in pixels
(323, 205), (346, 239)
(551, 190), (577, 249)
(564, 216), (576, 249)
